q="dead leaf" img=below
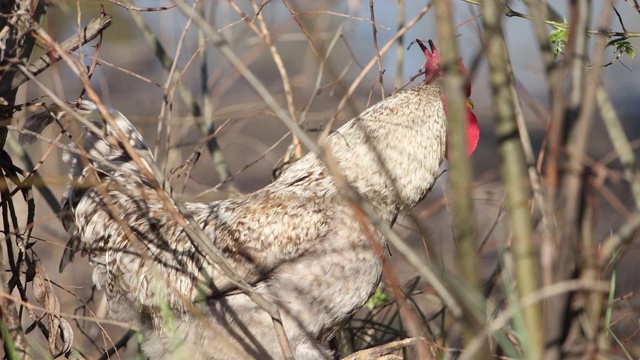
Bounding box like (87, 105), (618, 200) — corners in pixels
(32, 260), (73, 357)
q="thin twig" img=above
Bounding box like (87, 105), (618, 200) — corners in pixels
(125, 2), (237, 192)
(280, 0), (321, 59)
(251, 1), (301, 157)
(290, 10), (390, 30)
(5, 15), (112, 93)
(107, 0), (176, 11)
(319, 4), (431, 141)
(599, 210), (640, 269)
(96, 330), (137, 360)
(154, 0), (197, 167)
(369, 0), (385, 101)
(0, 291), (134, 330)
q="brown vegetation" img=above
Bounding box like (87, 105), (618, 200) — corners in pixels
(1, 1), (640, 359)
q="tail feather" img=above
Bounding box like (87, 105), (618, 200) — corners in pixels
(21, 100), (152, 272)
(62, 100), (152, 184)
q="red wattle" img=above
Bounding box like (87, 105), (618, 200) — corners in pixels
(439, 93), (480, 159)
(465, 109), (480, 156)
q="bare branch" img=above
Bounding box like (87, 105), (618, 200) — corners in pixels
(6, 15), (112, 94)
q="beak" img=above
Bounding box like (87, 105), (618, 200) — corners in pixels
(466, 98), (474, 110)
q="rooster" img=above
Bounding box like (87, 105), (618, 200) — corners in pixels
(39, 39), (479, 359)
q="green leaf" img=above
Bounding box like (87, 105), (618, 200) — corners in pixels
(549, 20), (569, 59)
(364, 287), (389, 310)
(615, 40), (635, 59)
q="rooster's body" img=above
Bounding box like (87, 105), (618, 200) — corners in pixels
(53, 40), (477, 359)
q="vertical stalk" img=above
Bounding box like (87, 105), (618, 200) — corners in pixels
(433, 0), (487, 357)
(369, 0), (385, 100)
(394, 0), (405, 91)
(567, 3), (612, 356)
(543, 1), (591, 358)
(520, 0), (561, 294)
(579, 198), (602, 344)
(479, 1), (543, 359)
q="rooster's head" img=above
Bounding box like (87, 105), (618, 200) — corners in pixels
(417, 39), (479, 157)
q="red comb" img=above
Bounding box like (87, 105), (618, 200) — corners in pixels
(419, 39), (479, 158)
(416, 39), (441, 83)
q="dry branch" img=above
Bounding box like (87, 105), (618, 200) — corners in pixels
(319, 4), (431, 140)
(125, 4), (236, 192)
(341, 337), (425, 360)
(6, 15), (112, 94)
